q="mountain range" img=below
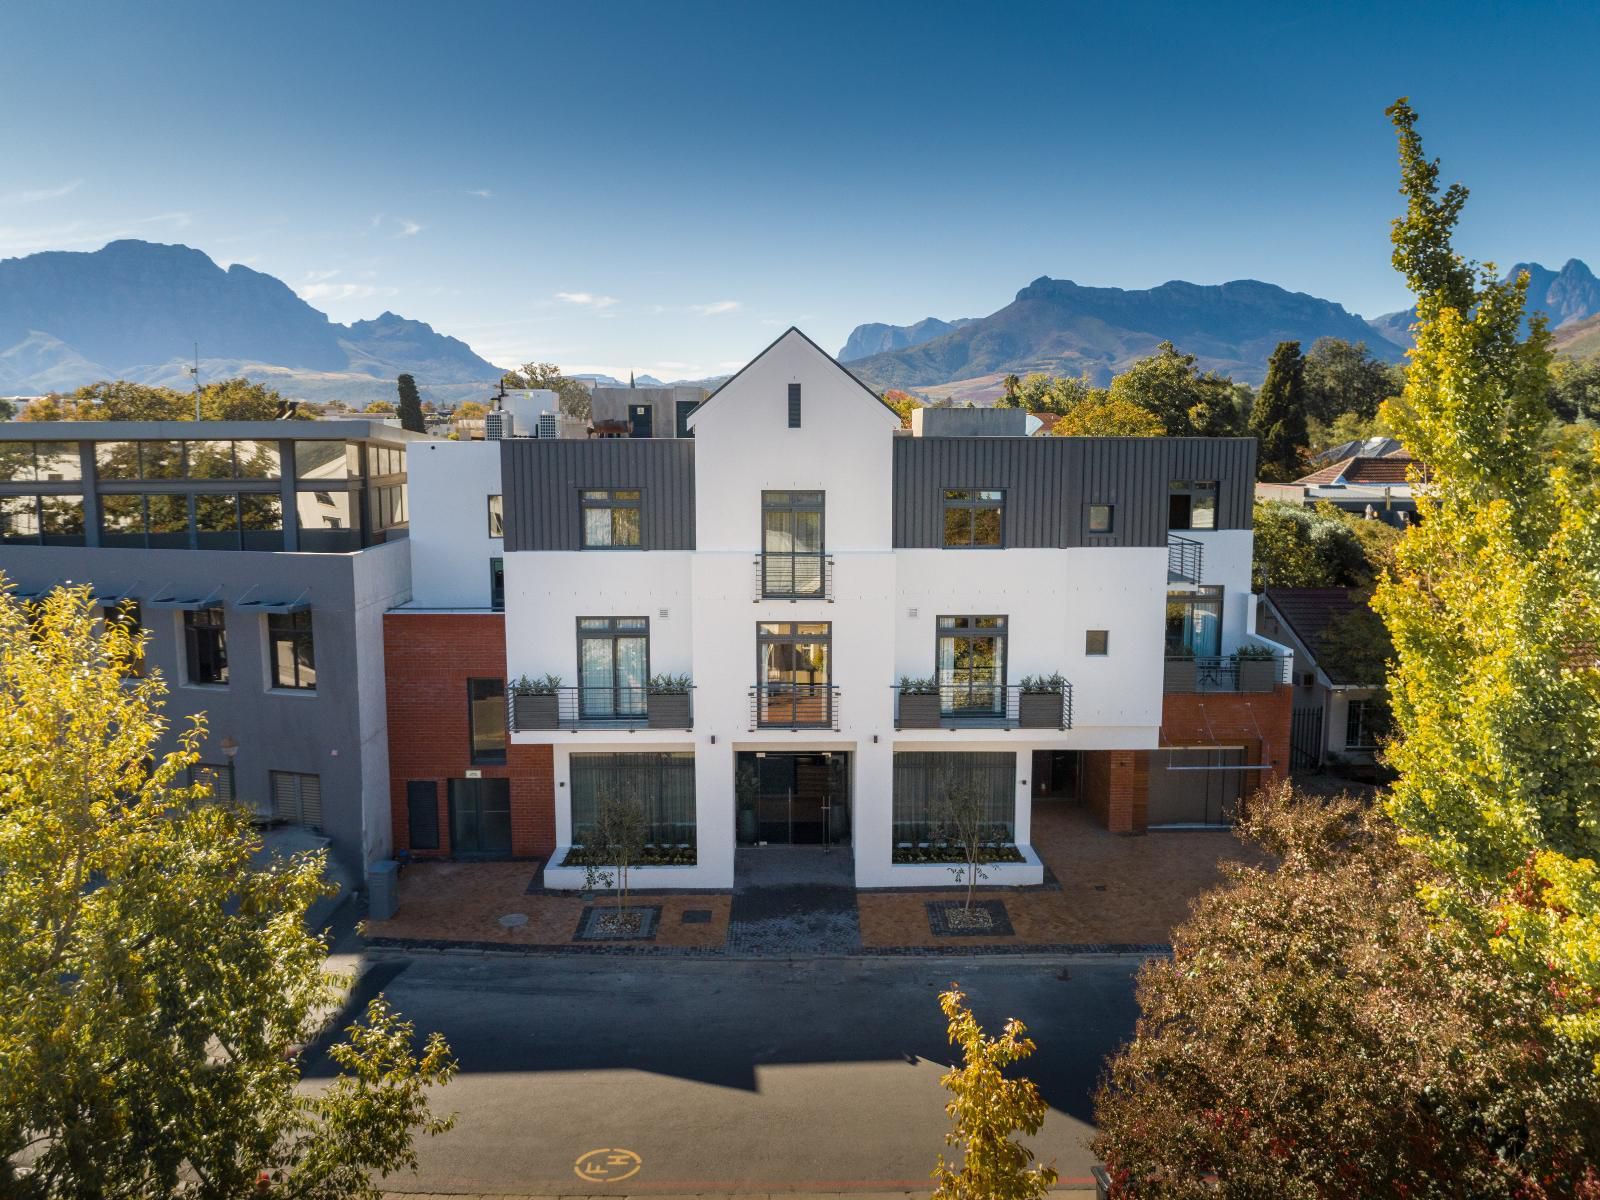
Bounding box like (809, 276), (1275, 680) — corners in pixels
(0, 240), (502, 406)
(1367, 258), (1600, 346)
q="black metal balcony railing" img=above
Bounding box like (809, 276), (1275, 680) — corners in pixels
(508, 686), (694, 731)
(1163, 654), (1288, 694)
(1167, 534), (1204, 585)
(752, 553), (834, 602)
(893, 683), (1073, 731)
(748, 683), (841, 730)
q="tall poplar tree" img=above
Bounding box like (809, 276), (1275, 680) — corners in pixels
(1374, 99), (1600, 1054)
(396, 373), (425, 433)
(1249, 341), (1309, 480)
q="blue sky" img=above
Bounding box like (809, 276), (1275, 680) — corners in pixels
(2, 0), (1596, 379)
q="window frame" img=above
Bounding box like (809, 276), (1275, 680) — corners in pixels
(1088, 503), (1114, 534)
(267, 610), (316, 691)
(941, 489), (1005, 548)
(487, 494), (504, 538)
(467, 676), (508, 765)
(579, 488), (643, 550)
(935, 614), (1008, 714)
(1165, 586), (1223, 657)
(1168, 480), (1219, 531)
(1085, 629), (1110, 656)
(787, 383), (802, 428)
(576, 617), (650, 720)
(760, 490), (826, 598)
(489, 556), (505, 612)
(183, 606), (229, 686)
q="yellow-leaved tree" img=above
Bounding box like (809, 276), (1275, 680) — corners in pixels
(1374, 99), (1600, 1056)
(0, 581), (455, 1196)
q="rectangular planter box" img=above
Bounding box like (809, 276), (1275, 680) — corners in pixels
(1164, 659), (1198, 692)
(513, 692), (560, 730)
(897, 692), (941, 729)
(647, 691), (692, 729)
(1238, 659), (1278, 693)
(1018, 692), (1062, 728)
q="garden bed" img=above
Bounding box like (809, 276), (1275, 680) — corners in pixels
(559, 845), (697, 868)
(892, 843), (1025, 865)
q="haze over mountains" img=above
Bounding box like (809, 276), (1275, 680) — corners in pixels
(2, 240), (1596, 411)
(0, 240), (502, 406)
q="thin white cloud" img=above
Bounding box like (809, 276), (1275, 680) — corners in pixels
(303, 268), (342, 283)
(555, 291), (620, 310)
(1, 179), (83, 204)
(691, 300), (741, 316)
(397, 218), (423, 237)
(0, 212), (192, 257)
(299, 282), (400, 303)
(468, 188), (493, 199)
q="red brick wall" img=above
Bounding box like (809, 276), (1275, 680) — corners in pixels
(384, 612), (555, 859)
(1082, 750), (1149, 834)
(1160, 684), (1294, 803)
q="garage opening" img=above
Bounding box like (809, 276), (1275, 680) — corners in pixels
(1147, 746), (1246, 828)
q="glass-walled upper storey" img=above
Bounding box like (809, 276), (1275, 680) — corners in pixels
(0, 432), (410, 553)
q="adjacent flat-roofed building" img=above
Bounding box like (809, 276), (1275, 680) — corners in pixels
(0, 420), (421, 877)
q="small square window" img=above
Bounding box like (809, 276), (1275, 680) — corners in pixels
(1088, 504), (1114, 534)
(1085, 630), (1109, 656)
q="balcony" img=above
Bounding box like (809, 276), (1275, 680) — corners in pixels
(748, 683), (841, 731)
(508, 686), (694, 732)
(893, 683), (1073, 731)
(1163, 653), (1288, 694)
(752, 553), (834, 603)
(1167, 534), (1204, 585)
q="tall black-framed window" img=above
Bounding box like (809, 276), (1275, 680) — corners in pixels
(937, 615), (1006, 714)
(578, 617), (649, 718)
(580, 489), (642, 548)
(787, 383), (802, 428)
(892, 751), (1016, 845)
(756, 621), (831, 726)
(570, 752), (696, 848)
(942, 489), (1004, 547)
(184, 606), (228, 685)
(489, 556), (505, 612)
(1166, 586), (1222, 656)
(1169, 480), (1218, 531)
(487, 494), (504, 537)
(1345, 697), (1388, 750)
(675, 398), (699, 438)
(268, 610), (316, 690)
(761, 490), (824, 597)
(468, 677), (507, 764)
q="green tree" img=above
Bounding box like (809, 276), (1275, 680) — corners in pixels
(590, 790), (649, 918)
(365, 399), (396, 414)
(932, 986), (1057, 1200)
(1249, 341), (1309, 481)
(1048, 392), (1165, 437)
(1093, 784), (1600, 1197)
(1549, 356), (1600, 423)
(882, 388), (924, 429)
(1372, 98), (1600, 1053)
(501, 361), (592, 421)
(1108, 342), (1238, 436)
(1250, 500), (1392, 591)
(17, 378), (307, 422)
(1303, 336), (1404, 424)
(0, 581), (456, 1195)
(396, 373), (425, 433)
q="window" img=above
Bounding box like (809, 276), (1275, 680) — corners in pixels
(449, 777), (511, 854)
(629, 403), (654, 438)
(0, 495), (39, 542)
(239, 494), (284, 551)
(487, 494), (504, 537)
(580, 489), (641, 548)
(787, 383), (802, 428)
(675, 398), (699, 438)
(892, 751), (1016, 845)
(295, 440), (357, 482)
(942, 489), (1004, 547)
(489, 557), (505, 612)
(194, 493), (241, 550)
(184, 606), (229, 685)
(1086, 629), (1109, 656)
(761, 490), (825, 597)
(1088, 503), (1114, 534)
(1, 495), (85, 545)
(1346, 698), (1388, 750)
(1, 441), (80, 482)
(146, 493), (189, 548)
(190, 762), (234, 806)
(578, 617), (648, 719)
(406, 780), (440, 850)
(369, 482), (408, 530)
(1166, 586), (1222, 657)
(270, 770), (322, 828)
(570, 752), (696, 848)
(468, 677), (507, 764)
(937, 615), (1007, 714)
(1169, 480), (1218, 531)
(268, 611), (316, 690)
(757, 621), (832, 726)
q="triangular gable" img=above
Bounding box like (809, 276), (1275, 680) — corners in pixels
(687, 326), (900, 426)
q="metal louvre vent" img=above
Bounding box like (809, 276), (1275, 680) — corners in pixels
(907, 607), (919, 619)
(270, 770), (322, 829)
(658, 608), (670, 619)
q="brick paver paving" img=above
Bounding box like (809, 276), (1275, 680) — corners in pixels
(362, 803), (1261, 954)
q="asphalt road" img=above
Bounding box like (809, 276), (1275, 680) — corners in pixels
(307, 952), (1143, 1195)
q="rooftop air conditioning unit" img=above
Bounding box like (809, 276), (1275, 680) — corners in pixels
(536, 411), (558, 439)
(485, 410), (513, 440)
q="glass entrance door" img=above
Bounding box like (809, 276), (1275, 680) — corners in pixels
(738, 751), (850, 846)
(448, 777), (512, 855)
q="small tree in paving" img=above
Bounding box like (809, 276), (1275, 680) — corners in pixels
(590, 788), (649, 921)
(932, 985), (1058, 1200)
(933, 773), (1003, 913)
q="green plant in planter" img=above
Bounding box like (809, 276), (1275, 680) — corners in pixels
(1018, 672), (1066, 693)
(648, 672), (692, 692)
(1234, 644), (1277, 660)
(899, 675), (938, 694)
(512, 673), (562, 695)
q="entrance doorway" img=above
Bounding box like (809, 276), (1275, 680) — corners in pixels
(448, 777), (512, 855)
(1031, 749), (1078, 801)
(735, 751), (850, 847)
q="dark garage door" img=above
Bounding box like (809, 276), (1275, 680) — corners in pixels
(1147, 747), (1245, 827)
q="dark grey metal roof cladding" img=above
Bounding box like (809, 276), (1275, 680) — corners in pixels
(501, 438), (697, 551)
(892, 437), (1256, 548)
